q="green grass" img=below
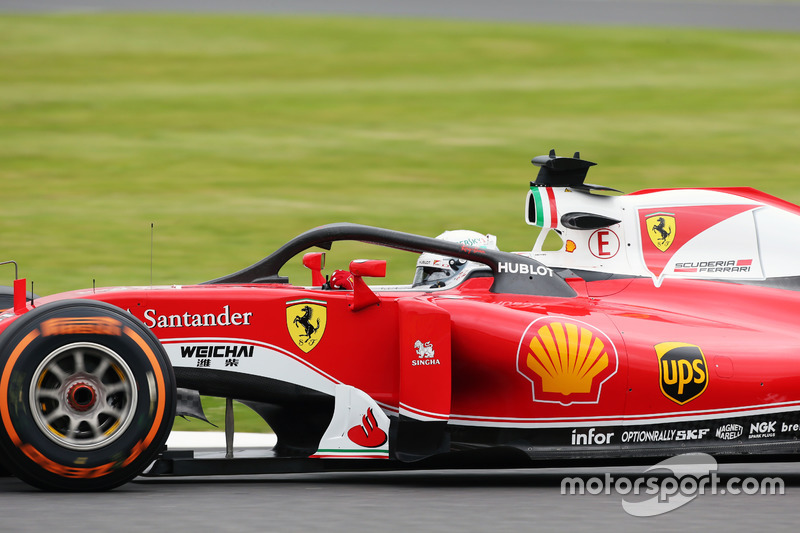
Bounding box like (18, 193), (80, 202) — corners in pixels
(2, 14), (799, 431)
(176, 397), (270, 434)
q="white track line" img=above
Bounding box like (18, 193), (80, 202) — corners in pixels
(167, 431), (277, 449)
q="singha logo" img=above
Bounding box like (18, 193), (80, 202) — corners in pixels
(414, 340), (435, 358)
(412, 340), (441, 366)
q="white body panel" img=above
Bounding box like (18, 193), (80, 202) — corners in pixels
(523, 186), (800, 287)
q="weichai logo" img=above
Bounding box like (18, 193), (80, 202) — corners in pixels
(517, 318), (618, 405)
(656, 342), (708, 405)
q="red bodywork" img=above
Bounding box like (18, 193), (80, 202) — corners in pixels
(2, 222), (800, 470)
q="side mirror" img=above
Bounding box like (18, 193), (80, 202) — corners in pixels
(302, 252), (326, 286)
(348, 259), (386, 312)
(349, 259), (386, 279)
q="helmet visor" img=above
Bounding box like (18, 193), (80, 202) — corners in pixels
(412, 266), (452, 288)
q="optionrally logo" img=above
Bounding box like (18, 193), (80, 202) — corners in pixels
(286, 299), (327, 353)
(517, 318), (618, 405)
(656, 342), (708, 405)
(645, 213), (676, 252)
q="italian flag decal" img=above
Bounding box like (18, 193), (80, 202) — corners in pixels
(528, 186), (558, 228)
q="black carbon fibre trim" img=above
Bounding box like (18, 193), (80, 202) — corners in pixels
(174, 368), (335, 456)
(174, 367), (333, 406)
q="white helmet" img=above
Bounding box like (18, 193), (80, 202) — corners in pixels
(412, 230), (498, 288)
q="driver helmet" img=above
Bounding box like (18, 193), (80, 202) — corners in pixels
(412, 230), (498, 288)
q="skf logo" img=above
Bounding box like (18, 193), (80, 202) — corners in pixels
(517, 318), (618, 405)
(286, 299), (327, 353)
(645, 212), (676, 252)
(656, 342), (708, 405)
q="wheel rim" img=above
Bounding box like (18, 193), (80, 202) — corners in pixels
(29, 342), (138, 451)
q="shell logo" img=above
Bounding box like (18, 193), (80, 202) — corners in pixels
(516, 318), (618, 405)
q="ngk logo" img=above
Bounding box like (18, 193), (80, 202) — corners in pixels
(749, 421), (776, 439)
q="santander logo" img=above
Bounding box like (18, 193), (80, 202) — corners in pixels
(347, 408), (387, 448)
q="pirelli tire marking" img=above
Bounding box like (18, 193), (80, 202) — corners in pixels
(0, 301), (175, 491)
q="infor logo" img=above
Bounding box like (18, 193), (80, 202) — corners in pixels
(656, 342), (708, 405)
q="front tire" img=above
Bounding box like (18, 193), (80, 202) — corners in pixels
(0, 300), (176, 491)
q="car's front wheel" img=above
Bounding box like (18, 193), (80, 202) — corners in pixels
(0, 300), (176, 491)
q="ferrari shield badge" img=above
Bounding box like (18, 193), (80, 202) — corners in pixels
(286, 299), (327, 353)
(656, 342), (708, 405)
(646, 212), (676, 252)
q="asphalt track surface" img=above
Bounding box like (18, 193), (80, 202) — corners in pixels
(1, 458), (799, 532)
(3, 1), (800, 532)
(1, 0), (800, 31)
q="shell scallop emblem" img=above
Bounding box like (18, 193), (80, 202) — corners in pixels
(516, 318), (618, 405)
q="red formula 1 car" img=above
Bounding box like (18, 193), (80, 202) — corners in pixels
(3, 150), (800, 491)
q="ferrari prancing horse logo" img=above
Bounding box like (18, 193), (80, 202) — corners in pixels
(646, 213), (676, 252)
(286, 299), (327, 353)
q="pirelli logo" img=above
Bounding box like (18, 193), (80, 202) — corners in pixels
(41, 317), (123, 337)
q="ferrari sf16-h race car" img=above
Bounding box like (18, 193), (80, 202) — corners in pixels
(3, 150), (800, 491)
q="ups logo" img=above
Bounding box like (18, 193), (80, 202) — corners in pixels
(656, 342), (708, 405)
